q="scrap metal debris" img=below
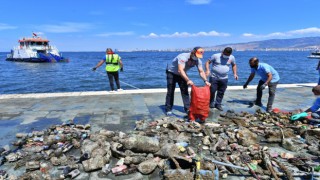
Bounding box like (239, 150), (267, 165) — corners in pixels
(0, 109), (320, 179)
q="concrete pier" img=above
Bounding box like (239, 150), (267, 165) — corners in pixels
(0, 83), (317, 147)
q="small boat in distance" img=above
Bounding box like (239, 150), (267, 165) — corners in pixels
(6, 33), (69, 63)
(307, 49), (320, 59)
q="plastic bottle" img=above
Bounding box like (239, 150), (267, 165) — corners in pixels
(194, 155), (201, 180)
(115, 166), (137, 176)
(214, 168), (219, 180)
(40, 162), (50, 173)
(81, 133), (87, 140)
(175, 142), (188, 147)
(314, 165), (320, 172)
(176, 142), (188, 152)
(111, 165), (127, 174)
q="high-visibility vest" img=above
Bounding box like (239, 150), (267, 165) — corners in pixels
(105, 54), (120, 72)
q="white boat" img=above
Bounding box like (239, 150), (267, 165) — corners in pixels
(6, 33), (69, 63)
(308, 55), (320, 59)
(307, 50), (320, 59)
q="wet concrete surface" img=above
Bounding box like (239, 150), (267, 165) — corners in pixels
(0, 84), (317, 147)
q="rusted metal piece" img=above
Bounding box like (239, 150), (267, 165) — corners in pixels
(203, 156), (249, 171)
(272, 158), (294, 180)
(261, 150), (280, 180)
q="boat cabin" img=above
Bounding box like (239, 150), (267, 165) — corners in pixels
(18, 37), (50, 53)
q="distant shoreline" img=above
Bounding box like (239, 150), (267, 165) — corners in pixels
(1, 36), (319, 53)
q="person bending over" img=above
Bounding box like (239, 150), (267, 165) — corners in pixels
(243, 57), (280, 112)
(165, 47), (210, 116)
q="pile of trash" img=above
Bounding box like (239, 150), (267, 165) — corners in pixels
(1, 109), (320, 179)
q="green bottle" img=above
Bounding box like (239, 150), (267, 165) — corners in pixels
(314, 165), (320, 172)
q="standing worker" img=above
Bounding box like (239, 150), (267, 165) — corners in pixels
(205, 47), (238, 111)
(165, 47), (211, 116)
(243, 57), (280, 112)
(92, 48), (123, 92)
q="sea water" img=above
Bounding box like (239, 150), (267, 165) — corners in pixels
(0, 51), (317, 94)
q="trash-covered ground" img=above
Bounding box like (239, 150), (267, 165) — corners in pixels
(0, 109), (320, 179)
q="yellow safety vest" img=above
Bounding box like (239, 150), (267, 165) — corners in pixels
(105, 54), (120, 72)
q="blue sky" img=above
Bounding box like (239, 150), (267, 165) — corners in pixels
(0, 0), (319, 51)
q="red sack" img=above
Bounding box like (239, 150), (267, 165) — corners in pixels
(189, 85), (210, 121)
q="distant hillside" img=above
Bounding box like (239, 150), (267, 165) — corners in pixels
(205, 36), (320, 51)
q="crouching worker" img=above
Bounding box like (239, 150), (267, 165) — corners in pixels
(291, 85), (320, 121)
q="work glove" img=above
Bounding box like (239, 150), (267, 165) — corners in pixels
(243, 83), (248, 89)
(290, 112), (308, 121)
(260, 84), (267, 90)
(120, 67), (123, 72)
(92, 67), (97, 71)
